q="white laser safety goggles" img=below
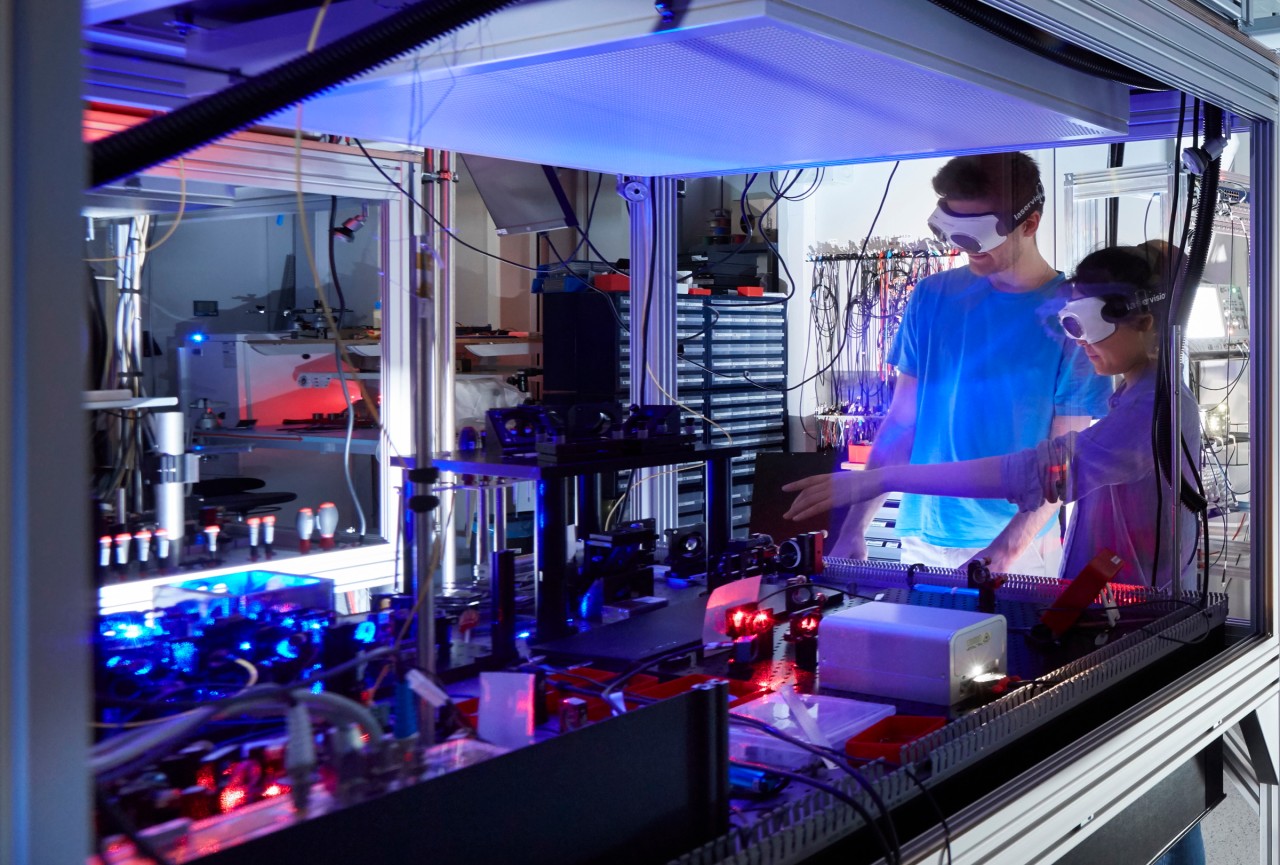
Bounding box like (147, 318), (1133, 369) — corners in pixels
(926, 184), (1046, 255)
(1057, 289), (1168, 344)
(1057, 296), (1116, 344)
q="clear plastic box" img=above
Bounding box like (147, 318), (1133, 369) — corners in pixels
(729, 692), (895, 770)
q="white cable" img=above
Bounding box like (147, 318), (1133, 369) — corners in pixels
(605, 466), (681, 530)
(644, 363), (733, 443)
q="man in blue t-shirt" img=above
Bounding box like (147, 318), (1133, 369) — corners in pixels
(831, 152), (1112, 576)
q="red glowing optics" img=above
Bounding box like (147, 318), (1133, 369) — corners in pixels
(749, 609), (774, 635)
(262, 783), (290, 798)
(196, 765), (216, 791)
(219, 786), (248, 813)
(796, 614), (820, 636)
(728, 609), (750, 636)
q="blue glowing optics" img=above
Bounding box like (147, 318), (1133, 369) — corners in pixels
(122, 624), (144, 640)
(310, 681), (324, 694)
(579, 593), (591, 620)
(190, 332), (206, 343)
(516, 630), (531, 640)
(105, 655), (123, 668)
(275, 639), (299, 659)
(281, 617), (296, 628)
(239, 641), (252, 652)
(171, 641), (197, 674)
(354, 621), (377, 644)
(133, 660), (154, 676)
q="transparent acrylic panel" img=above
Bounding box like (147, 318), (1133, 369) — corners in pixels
(1063, 157), (1253, 621)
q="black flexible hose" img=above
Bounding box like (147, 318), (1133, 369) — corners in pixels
(327, 195), (348, 332)
(926, 0), (1165, 91)
(1152, 103), (1221, 587)
(90, 0), (520, 187)
(1177, 105), (1225, 328)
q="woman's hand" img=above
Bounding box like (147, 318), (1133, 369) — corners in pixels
(782, 470), (884, 522)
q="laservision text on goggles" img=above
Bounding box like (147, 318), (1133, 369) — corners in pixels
(1057, 289), (1168, 344)
(927, 183), (1046, 254)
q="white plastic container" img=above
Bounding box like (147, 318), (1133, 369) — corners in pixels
(819, 602), (1007, 705)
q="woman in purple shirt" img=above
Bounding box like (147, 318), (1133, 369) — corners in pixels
(784, 241), (1200, 592)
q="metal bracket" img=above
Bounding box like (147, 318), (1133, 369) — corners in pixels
(155, 452), (200, 486)
(1242, 701), (1280, 785)
(617, 176), (649, 202)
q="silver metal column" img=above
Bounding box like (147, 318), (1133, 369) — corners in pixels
(475, 485), (491, 582)
(432, 151), (458, 592)
(624, 176), (679, 534)
(1248, 118), (1275, 642)
(1168, 324), (1183, 593)
(410, 158), (438, 746)
(493, 484), (508, 552)
(0, 0), (89, 860)
(152, 410), (186, 564)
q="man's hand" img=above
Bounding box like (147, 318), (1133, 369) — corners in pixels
(782, 471), (884, 522)
(965, 546), (1017, 574)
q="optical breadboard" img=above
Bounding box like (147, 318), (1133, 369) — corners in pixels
(175, 0), (1130, 177)
(819, 601), (1007, 705)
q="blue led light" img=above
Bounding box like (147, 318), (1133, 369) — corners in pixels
(354, 621), (377, 644)
(310, 681), (324, 694)
(190, 332), (206, 343)
(105, 655), (123, 668)
(276, 639), (299, 659)
(516, 630), (531, 640)
(579, 594), (591, 620)
(239, 641), (252, 652)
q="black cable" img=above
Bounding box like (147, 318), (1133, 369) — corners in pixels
(638, 178), (658, 400)
(707, 171), (809, 309)
(542, 233), (632, 337)
(727, 760), (885, 837)
(354, 139), (542, 274)
(900, 765), (954, 865)
(925, 0), (1165, 91)
(327, 195), (348, 331)
(728, 713), (901, 863)
(600, 643), (699, 709)
(90, 0), (520, 186)
(698, 162), (899, 394)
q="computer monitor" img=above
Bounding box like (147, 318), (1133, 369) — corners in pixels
(459, 153), (578, 236)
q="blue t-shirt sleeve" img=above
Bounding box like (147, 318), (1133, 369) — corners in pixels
(886, 284), (922, 376)
(1054, 339), (1113, 418)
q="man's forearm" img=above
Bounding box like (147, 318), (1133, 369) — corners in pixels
(977, 415), (1090, 565)
(840, 420), (915, 537)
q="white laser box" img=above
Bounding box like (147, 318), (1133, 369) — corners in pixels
(819, 602), (1007, 705)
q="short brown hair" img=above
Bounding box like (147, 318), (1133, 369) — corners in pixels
(932, 152), (1044, 226)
